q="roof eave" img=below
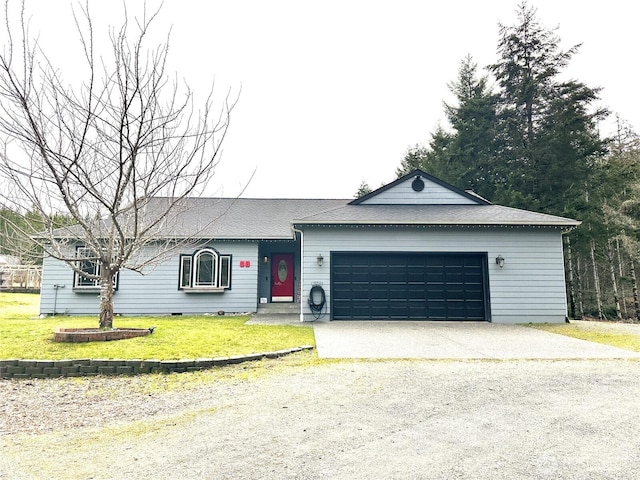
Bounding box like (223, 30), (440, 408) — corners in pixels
(293, 220), (581, 228)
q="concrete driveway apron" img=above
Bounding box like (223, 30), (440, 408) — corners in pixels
(312, 321), (640, 359)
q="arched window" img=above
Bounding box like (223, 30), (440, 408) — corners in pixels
(195, 249), (217, 286)
(179, 248), (231, 290)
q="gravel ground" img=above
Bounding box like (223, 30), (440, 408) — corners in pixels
(2, 357), (640, 479)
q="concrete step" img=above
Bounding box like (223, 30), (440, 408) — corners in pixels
(256, 302), (300, 315)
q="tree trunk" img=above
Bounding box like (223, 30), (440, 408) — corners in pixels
(564, 236), (576, 319)
(591, 241), (605, 320)
(631, 260), (640, 321)
(607, 239), (622, 320)
(616, 237), (628, 318)
(576, 256), (584, 319)
(99, 264), (115, 329)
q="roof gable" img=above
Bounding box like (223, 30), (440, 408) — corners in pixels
(351, 169), (491, 206)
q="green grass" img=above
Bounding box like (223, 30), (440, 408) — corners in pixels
(530, 322), (640, 352)
(0, 293), (315, 360)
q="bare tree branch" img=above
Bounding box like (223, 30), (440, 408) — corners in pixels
(0, 1), (239, 328)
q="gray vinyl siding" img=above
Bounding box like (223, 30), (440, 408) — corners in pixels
(39, 242), (259, 316)
(300, 226), (568, 323)
(359, 177), (477, 205)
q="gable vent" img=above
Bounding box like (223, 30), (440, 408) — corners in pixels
(411, 176), (425, 192)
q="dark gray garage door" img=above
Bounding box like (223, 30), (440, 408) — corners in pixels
(331, 252), (488, 320)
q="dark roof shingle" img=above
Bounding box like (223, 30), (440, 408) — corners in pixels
(293, 204), (580, 227)
(145, 197), (349, 239)
(50, 197), (579, 240)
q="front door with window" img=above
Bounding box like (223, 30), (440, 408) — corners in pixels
(271, 253), (294, 302)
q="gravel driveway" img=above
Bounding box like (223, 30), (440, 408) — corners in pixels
(2, 356), (640, 479)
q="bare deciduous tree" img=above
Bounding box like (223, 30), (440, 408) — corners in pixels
(0, 2), (236, 328)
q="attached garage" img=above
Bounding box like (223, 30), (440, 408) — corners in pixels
(294, 169), (580, 324)
(331, 252), (489, 320)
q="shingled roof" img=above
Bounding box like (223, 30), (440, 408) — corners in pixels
(292, 203), (580, 228)
(50, 195), (579, 241)
(48, 198), (348, 240)
(152, 197), (349, 239)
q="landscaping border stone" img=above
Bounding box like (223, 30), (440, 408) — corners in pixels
(0, 345), (314, 379)
(53, 327), (152, 342)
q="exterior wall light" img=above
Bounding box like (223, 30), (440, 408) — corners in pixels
(496, 255), (505, 269)
(317, 254), (324, 267)
(263, 256), (269, 264)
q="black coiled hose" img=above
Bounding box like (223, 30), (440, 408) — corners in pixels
(308, 285), (326, 320)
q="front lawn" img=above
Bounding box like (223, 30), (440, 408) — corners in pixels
(0, 293), (315, 360)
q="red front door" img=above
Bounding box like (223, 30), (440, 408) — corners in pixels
(271, 253), (294, 302)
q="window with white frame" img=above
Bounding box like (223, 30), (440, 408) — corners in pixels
(73, 246), (118, 290)
(179, 248), (231, 290)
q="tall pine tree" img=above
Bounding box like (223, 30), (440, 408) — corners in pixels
(396, 55), (497, 199)
(487, 1), (607, 214)
(443, 55), (500, 200)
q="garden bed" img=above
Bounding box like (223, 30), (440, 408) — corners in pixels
(53, 327), (152, 343)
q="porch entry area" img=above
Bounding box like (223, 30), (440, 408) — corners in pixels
(271, 253), (294, 302)
(258, 240), (300, 304)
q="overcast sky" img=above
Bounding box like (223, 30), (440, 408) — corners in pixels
(14, 0), (640, 199)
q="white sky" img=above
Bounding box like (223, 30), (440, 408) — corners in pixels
(13, 0), (640, 199)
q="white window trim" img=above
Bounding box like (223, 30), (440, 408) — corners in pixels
(179, 255), (192, 289)
(179, 248), (232, 292)
(194, 249), (218, 287)
(218, 255), (231, 289)
(73, 246), (118, 291)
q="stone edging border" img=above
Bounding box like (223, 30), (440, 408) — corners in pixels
(0, 345), (314, 379)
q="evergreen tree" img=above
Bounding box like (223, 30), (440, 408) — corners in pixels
(397, 56), (498, 198)
(487, 1), (607, 214)
(354, 181), (373, 198)
(442, 55), (500, 200)
(396, 144), (428, 177)
(534, 80), (608, 215)
(0, 205), (73, 263)
(396, 129), (453, 182)
(392, 1), (632, 320)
